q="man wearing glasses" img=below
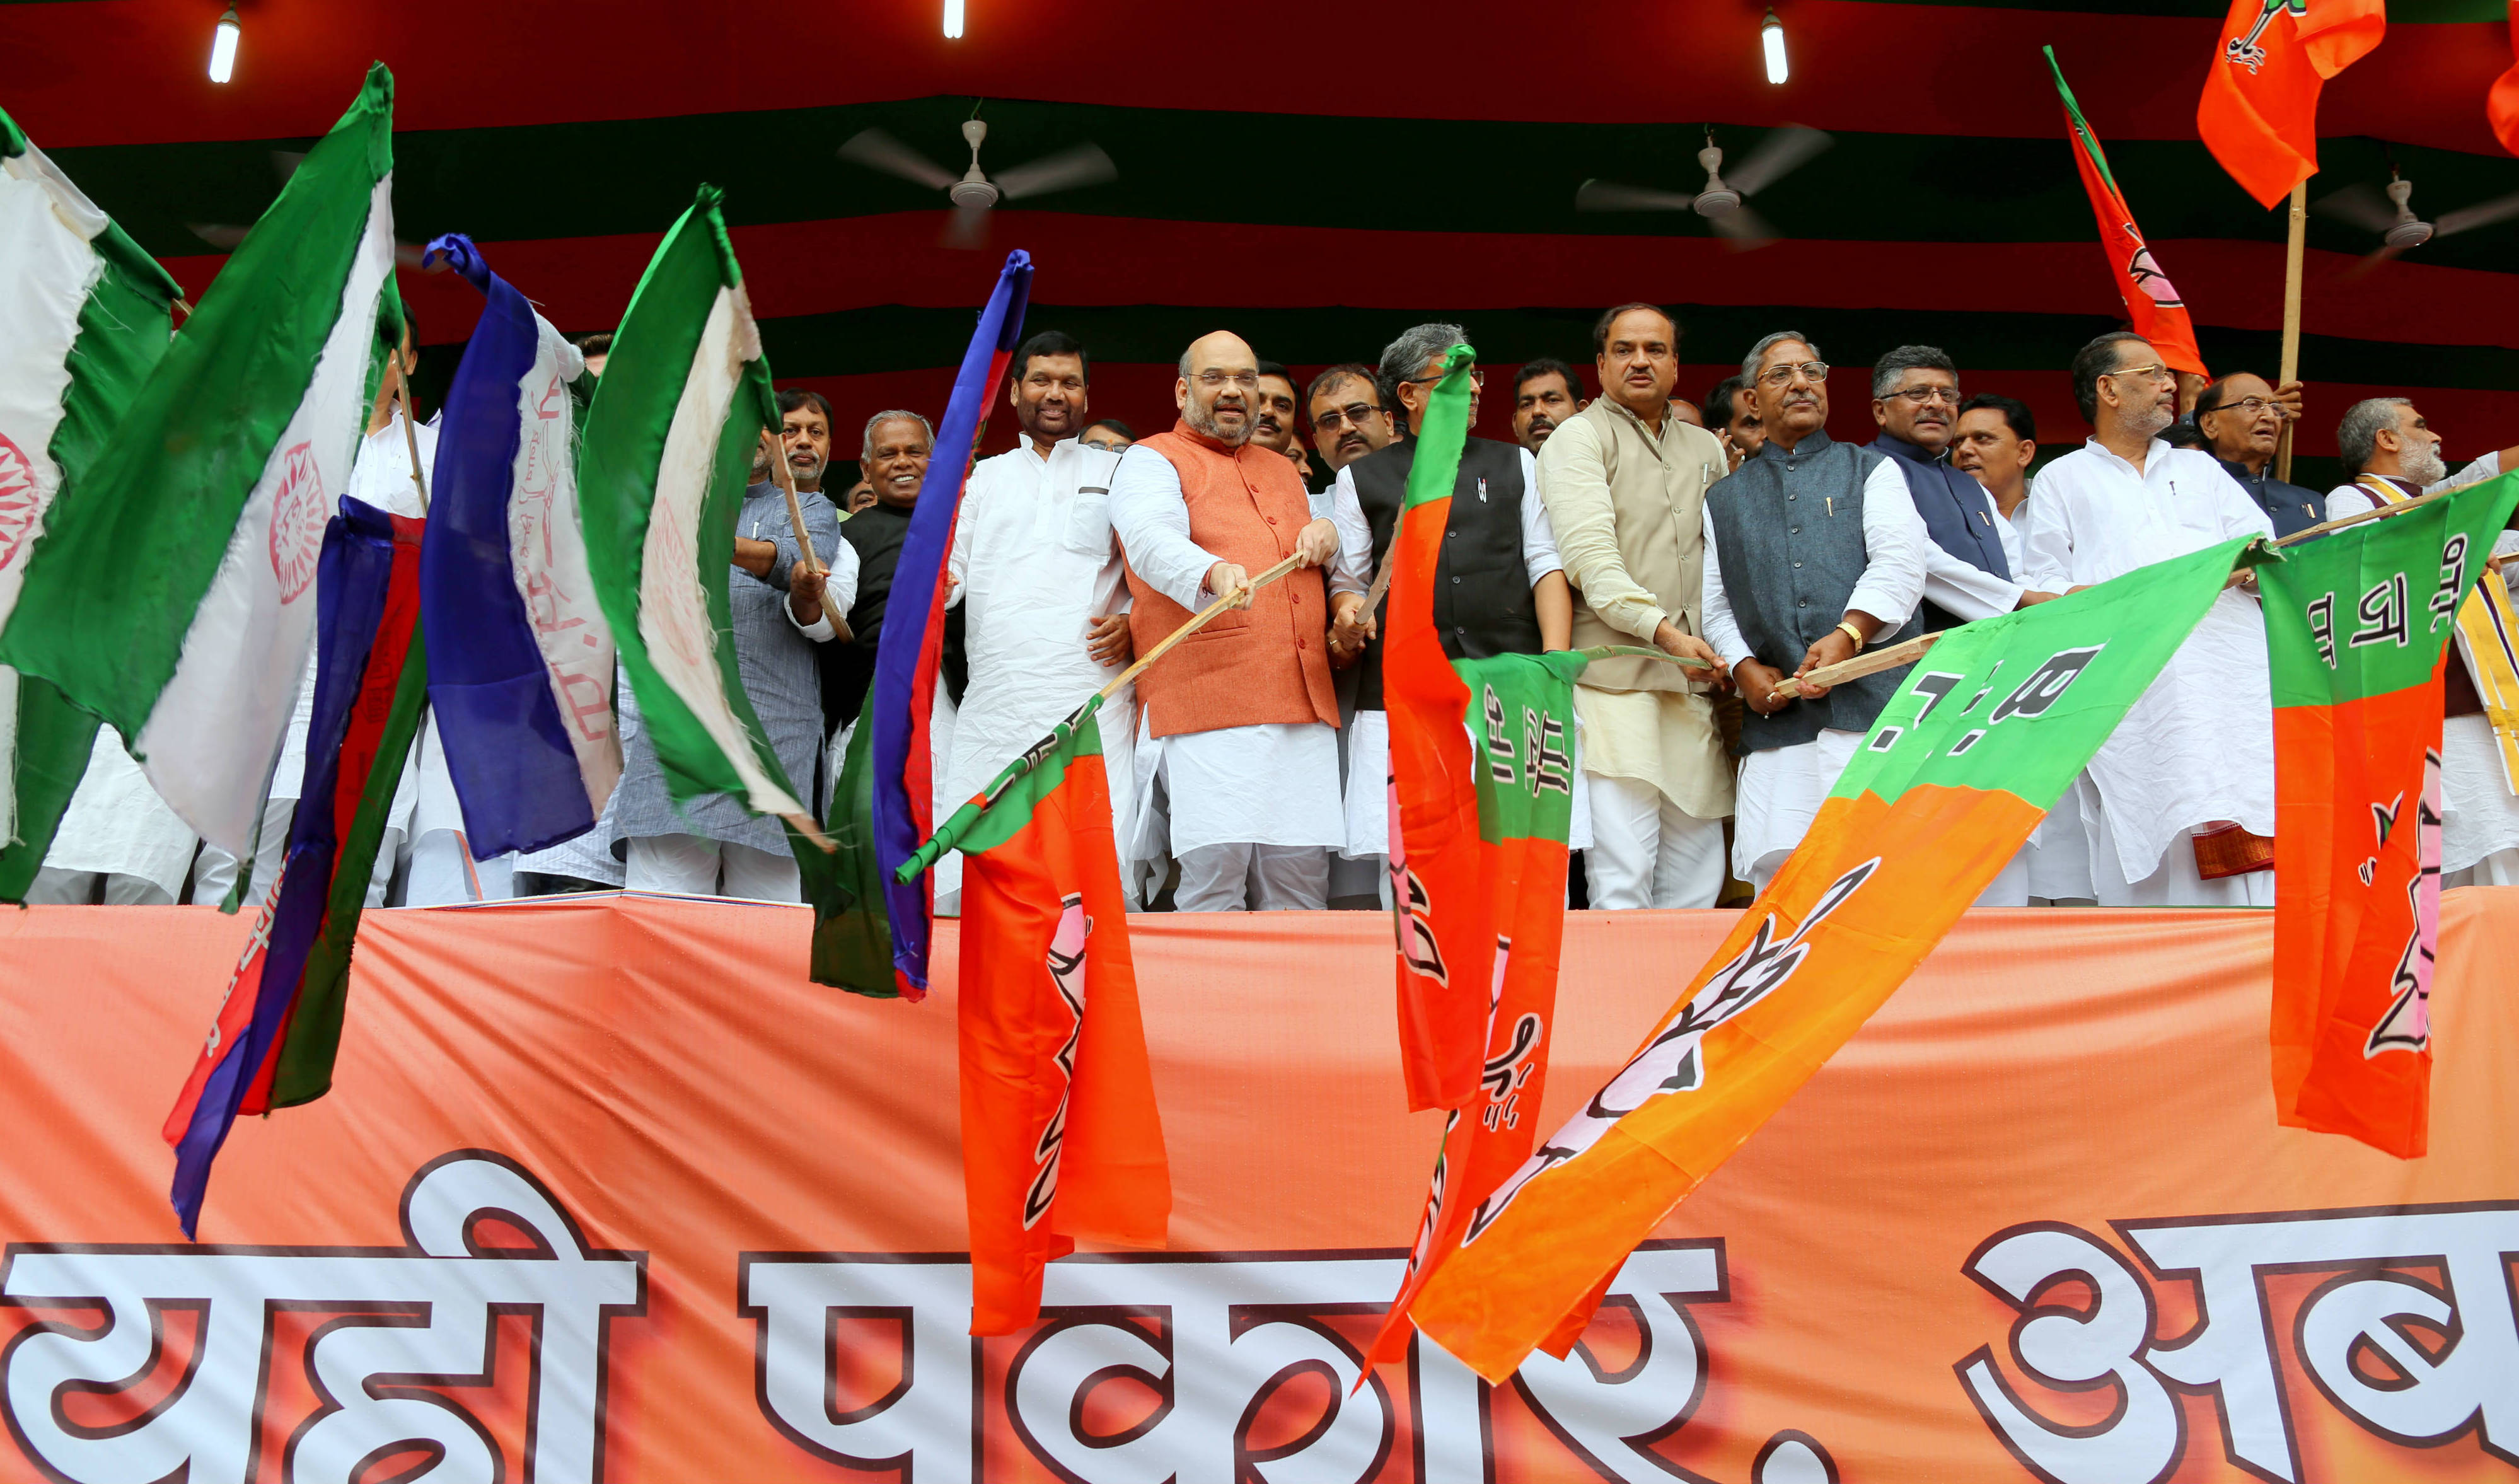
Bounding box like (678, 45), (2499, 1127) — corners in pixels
(1305, 364), (1396, 479)
(1539, 303), (1736, 909)
(1702, 332), (1928, 895)
(2020, 331), (2276, 907)
(1864, 345), (2056, 634)
(2192, 372), (2320, 537)
(1319, 323), (1579, 892)
(1108, 331), (1344, 911)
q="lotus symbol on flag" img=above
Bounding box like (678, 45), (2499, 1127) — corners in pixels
(267, 440), (327, 603)
(2226, 0), (2308, 71)
(0, 432), (38, 573)
(2126, 243), (2186, 307)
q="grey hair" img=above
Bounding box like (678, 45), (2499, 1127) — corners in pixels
(1872, 344), (1956, 399)
(1378, 323), (1470, 403)
(1742, 330), (1820, 383)
(861, 409), (934, 456)
(2337, 397), (2412, 473)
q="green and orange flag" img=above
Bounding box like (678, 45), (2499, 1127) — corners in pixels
(2198, 0), (2386, 207)
(1410, 536), (2264, 1382)
(2260, 475), (2519, 1159)
(898, 697), (1169, 1334)
(2049, 49), (2206, 378)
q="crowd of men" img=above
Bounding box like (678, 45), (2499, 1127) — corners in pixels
(26, 308), (2519, 913)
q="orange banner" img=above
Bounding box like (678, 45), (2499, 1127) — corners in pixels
(0, 893), (2513, 1483)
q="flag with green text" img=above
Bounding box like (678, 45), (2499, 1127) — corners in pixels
(0, 104), (186, 896)
(1411, 537), (2262, 1382)
(2260, 475), (2519, 1159)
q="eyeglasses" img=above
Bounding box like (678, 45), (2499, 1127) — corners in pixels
(1886, 385), (1959, 406)
(1194, 370), (1260, 390)
(2103, 362), (2173, 385)
(1312, 402), (1385, 433)
(1756, 361), (1830, 388)
(1402, 368), (1485, 388)
(2203, 395), (2280, 418)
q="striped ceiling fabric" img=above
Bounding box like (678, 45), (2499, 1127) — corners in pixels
(8, 0), (2516, 492)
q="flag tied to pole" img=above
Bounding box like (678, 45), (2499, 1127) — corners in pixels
(0, 64), (399, 863)
(2261, 474), (2519, 1158)
(417, 233), (619, 859)
(2198, 0), (2387, 208)
(898, 697), (1170, 1334)
(2048, 49), (2208, 378)
(164, 497), (429, 1235)
(1410, 536), (2264, 1381)
(874, 251), (1033, 999)
(0, 105), (184, 899)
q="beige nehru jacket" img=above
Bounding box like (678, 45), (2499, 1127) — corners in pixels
(1536, 397), (1734, 818)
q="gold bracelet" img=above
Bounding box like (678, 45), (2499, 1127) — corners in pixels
(1834, 620), (1865, 648)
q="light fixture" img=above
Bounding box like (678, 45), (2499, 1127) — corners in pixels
(942, 0), (964, 39)
(208, 6), (240, 83)
(1761, 9), (1788, 85)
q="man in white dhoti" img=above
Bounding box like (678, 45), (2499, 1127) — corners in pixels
(942, 332), (1142, 903)
(2325, 397), (2519, 886)
(1108, 330), (1343, 911)
(1701, 331), (1928, 895)
(2022, 332), (2278, 907)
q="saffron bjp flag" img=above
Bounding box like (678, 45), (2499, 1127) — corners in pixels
(2494, 4), (2519, 156)
(0, 105), (184, 898)
(1364, 647), (1584, 1376)
(417, 233), (618, 859)
(1411, 536), (2261, 1382)
(874, 250), (1032, 999)
(577, 187), (813, 838)
(898, 697), (1169, 1333)
(163, 497), (427, 1234)
(2198, 0), (2387, 207)
(1382, 344), (1495, 1114)
(2049, 49), (2208, 378)
(2261, 475), (2518, 1159)
(0, 65), (398, 860)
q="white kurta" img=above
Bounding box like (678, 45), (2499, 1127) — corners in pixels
(2327, 472), (2519, 879)
(943, 439), (1138, 864)
(1701, 456), (1928, 883)
(1324, 447), (1588, 855)
(40, 726), (196, 900)
(1106, 441), (1343, 860)
(2023, 438), (2276, 893)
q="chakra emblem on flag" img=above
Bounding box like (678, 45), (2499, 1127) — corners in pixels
(267, 440), (328, 603)
(0, 431), (40, 574)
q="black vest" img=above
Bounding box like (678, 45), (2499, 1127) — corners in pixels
(1867, 432), (2010, 632)
(1707, 431), (1925, 755)
(1348, 437), (1543, 710)
(2218, 457), (2324, 540)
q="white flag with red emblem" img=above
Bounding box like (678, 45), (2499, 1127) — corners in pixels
(0, 66), (398, 857)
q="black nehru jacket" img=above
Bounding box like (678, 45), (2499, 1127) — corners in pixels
(819, 502), (964, 738)
(1346, 436), (1544, 710)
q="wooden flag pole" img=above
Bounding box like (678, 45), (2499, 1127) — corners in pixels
(390, 357), (430, 513)
(2274, 179), (2308, 484)
(1767, 630), (1943, 704)
(767, 429), (826, 577)
(1096, 552), (1306, 703)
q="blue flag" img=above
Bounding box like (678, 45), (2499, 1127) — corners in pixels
(872, 252), (1032, 999)
(416, 233), (620, 858)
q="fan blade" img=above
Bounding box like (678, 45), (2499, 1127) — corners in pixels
(1575, 178), (1697, 212)
(2312, 183), (2399, 236)
(942, 204), (992, 250)
(1710, 206), (1779, 250)
(2339, 241), (2408, 282)
(186, 222), (249, 250)
(2432, 188), (2519, 238)
(837, 129), (960, 192)
(270, 149), (306, 181)
(993, 142), (1118, 200)
(1725, 126), (1833, 198)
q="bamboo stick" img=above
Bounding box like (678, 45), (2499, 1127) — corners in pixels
(1093, 551), (1306, 703)
(390, 357), (429, 513)
(1766, 630), (1942, 703)
(2274, 179), (2307, 484)
(767, 428), (825, 576)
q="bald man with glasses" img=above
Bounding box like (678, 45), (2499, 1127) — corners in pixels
(2020, 330), (2277, 908)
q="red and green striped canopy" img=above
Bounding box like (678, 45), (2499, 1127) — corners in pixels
(6, 0), (2512, 489)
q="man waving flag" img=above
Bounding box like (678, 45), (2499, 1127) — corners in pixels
(0, 65), (399, 864)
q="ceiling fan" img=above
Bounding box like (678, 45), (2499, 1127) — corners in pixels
(1575, 125), (1833, 250)
(838, 114), (1118, 249)
(187, 149), (436, 268)
(2314, 166), (2519, 273)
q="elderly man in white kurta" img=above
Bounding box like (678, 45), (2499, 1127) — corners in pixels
(944, 434), (1140, 902)
(2023, 332), (2277, 907)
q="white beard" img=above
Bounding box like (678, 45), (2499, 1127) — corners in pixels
(2400, 444), (2449, 487)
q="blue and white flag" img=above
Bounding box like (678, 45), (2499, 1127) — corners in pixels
(417, 234), (618, 856)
